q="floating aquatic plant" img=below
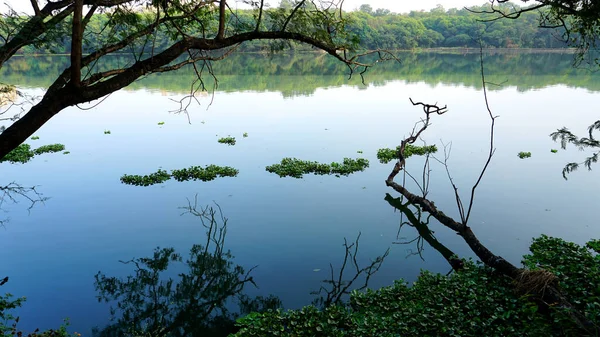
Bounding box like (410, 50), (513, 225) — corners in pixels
(218, 136), (236, 146)
(518, 151), (532, 159)
(121, 165), (239, 186)
(551, 149), (558, 153)
(377, 144), (438, 164)
(120, 169), (171, 186)
(243, 132), (248, 138)
(104, 130), (111, 134)
(266, 158), (369, 178)
(171, 165), (239, 182)
(33, 144), (65, 155)
(31, 136), (40, 140)
(158, 122), (165, 126)
(1, 143), (67, 164)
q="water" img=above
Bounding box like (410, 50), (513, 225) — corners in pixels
(1, 51), (599, 335)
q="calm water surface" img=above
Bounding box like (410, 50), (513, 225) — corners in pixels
(1, 52), (599, 334)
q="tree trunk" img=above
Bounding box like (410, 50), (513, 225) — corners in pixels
(0, 92), (72, 158)
(71, 0), (84, 87)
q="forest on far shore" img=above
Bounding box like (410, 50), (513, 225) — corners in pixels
(6, 2), (569, 56)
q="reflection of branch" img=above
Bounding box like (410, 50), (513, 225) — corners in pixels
(0, 182), (47, 225)
(385, 193), (463, 272)
(311, 233), (389, 308)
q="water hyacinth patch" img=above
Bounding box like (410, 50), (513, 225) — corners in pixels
(1, 143), (67, 164)
(120, 165), (239, 186)
(266, 158), (369, 178)
(171, 165), (239, 182)
(33, 144), (65, 155)
(218, 136), (236, 146)
(518, 151), (532, 159)
(377, 144), (438, 164)
(120, 169), (171, 186)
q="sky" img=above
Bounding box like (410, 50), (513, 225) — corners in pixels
(1, 0), (494, 15)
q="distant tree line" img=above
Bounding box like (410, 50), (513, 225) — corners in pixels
(3, 2), (570, 56)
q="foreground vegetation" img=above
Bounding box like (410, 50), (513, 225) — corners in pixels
(235, 235), (600, 337)
(2, 230), (597, 337)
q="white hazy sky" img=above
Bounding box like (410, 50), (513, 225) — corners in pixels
(1, 1), (492, 14)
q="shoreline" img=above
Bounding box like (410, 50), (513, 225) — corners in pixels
(9, 48), (582, 58)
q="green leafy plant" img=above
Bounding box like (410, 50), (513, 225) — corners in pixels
(0, 143), (67, 164)
(235, 236), (600, 336)
(120, 166), (238, 186)
(266, 158), (369, 178)
(120, 169), (171, 186)
(218, 136), (236, 146)
(377, 144), (438, 164)
(518, 151), (532, 159)
(33, 144), (65, 155)
(63, 151), (70, 155)
(157, 122), (165, 126)
(0, 144), (35, 163)
(104, 130), (111, 134)
(171, 165), (239, 182)
(243, 132), (248, 138)
(30, 136), (40, 140)
(551, 149), (558, 153)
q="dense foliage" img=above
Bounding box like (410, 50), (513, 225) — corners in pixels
(218, 136), (236, 146)
(235, 236), (600, 337)
(0, 143), (66, 163)
(266, 158), (369, 178)
(120, 165), (239, 186)
(377, 144), (438, 164)
(3, 3), (570, 57)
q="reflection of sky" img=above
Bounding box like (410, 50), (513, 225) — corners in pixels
(1, 80), (599, 334)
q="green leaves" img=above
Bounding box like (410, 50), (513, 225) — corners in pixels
(377, 144), (438, 164)
(120, 169), (171, 186)
(517, 151), (532, 159)
(120, 165), (239, 186)
(236, 236), (600, 336)
(0, 143), (66, 163)
(266, 158), (369, 178)
(218, 136), (236, 146)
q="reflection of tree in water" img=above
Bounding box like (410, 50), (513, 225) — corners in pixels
(384, 193), (464, 272)
(92, 199), (280, 337)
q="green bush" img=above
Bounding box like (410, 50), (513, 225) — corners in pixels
(518, 151), (532, 159)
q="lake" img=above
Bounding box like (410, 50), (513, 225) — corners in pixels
(1, 51), (599, 335)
